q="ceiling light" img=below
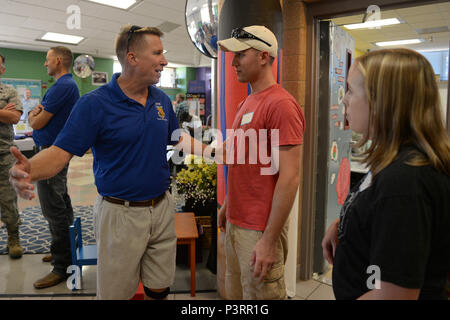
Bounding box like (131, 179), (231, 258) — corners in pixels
(375, 39), (423, 46)
(344, 18), (401, 30)
(87, 0), (137, 10)
(39, 32), (84, 45)
(418, 48), (449, 53)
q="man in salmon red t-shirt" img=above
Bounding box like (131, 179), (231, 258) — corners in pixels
(217, 26), (305, 300)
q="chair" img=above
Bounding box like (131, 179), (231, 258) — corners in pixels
(68, 217), (146, 298)
(69, 217), (97, 290)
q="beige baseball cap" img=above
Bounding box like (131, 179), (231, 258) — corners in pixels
(218, 25), (278, 58)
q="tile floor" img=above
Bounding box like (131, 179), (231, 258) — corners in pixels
(1, 152), (335, 300)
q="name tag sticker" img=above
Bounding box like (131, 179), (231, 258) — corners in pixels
(240, 112), (254, 126)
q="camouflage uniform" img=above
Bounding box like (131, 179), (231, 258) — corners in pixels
(0, 81), (23, 258)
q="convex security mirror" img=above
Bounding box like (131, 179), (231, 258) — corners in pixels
(73, 55), (95, 78)
(185, 0), (218, 59)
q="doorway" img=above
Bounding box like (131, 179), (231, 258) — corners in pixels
(300, 0), (450, 284)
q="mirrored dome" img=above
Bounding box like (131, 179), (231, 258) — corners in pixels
(185, 0), (219, 59)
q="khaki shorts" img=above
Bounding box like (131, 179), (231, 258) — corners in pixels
(225, 220), (289, 300)
(93, 191), (177, 300)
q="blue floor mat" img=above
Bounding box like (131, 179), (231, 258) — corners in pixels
(0, 206), (95, 254)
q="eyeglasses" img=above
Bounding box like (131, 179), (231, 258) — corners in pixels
(231, 28), (272, 47)
(126, 25), (143, 53)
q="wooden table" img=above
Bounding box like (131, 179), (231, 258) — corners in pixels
(175, 212), (198, 297)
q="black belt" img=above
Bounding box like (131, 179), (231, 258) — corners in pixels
(34, 145), (51, 152)
(103, 193), (165, 207)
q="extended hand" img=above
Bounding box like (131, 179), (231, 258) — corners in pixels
(9, 146), (35, 200)
(250, 237), (278, 283)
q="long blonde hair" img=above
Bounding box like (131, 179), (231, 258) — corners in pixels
(356, 48), (450, 176)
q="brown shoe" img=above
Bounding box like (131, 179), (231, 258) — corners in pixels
(33, 272), (66, 289)
(42, 255), (52, 263)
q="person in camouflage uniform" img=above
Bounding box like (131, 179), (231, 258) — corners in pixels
(0, 53), (23, 259)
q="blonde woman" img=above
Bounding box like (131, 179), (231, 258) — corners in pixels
(322, 48), (450, 300)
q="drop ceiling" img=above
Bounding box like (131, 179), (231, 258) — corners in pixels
(0, 1), (448, 67)
(0, 0), (212, 66)
(331, 2), (450, 53)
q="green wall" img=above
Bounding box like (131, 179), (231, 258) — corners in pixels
(0, 47), (198, 102)
(0, 48), (48, 94)
(162, 67), (197, 101)
(0, 47), (113, 97)
(73, 54), (113, 95)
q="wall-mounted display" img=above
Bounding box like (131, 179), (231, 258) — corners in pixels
(314, 21), (355, 274)
(92, 71), (108, 86)
(2, 78), (41, 134)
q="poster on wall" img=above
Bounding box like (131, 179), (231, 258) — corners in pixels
(314, 21), (355, 274)
(92, 71), (108, 86)
(2, 78), (41, 100)
(1, 78), (41, 133)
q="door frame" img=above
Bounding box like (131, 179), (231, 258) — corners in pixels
(299, 0), (450, 279)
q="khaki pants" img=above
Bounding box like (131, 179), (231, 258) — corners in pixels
(225, 221), (289, 300)
(93, 191), (177, 300)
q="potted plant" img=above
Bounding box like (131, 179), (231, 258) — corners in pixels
(175, 155), (217, 270)
(176, 155), (217, 215)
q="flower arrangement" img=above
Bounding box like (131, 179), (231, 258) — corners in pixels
(176, 155), (217, 207)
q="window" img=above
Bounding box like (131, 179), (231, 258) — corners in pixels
(157, 67), (177, 88)
(113, 61), (177, 88)
(420, 50), (449, 81)
(113, 60), (122, 74)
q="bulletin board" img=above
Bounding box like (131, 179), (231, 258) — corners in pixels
(2, 78), (41, 134)
(1, 78), (42, 100)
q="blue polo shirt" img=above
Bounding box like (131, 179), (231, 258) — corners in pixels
(33, 73), (79, 146)
(54, 73), (180, 201)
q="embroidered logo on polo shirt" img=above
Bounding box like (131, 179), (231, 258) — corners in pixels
(156, 103), (167, 121)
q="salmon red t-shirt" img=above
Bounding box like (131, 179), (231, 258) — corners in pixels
(226, 84), (305, 231)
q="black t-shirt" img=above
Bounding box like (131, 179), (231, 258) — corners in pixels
(333, 146), (450, 300)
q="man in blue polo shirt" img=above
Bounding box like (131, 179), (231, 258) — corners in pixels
(9, 25), (214, 299)
(28, 46), (79, 289)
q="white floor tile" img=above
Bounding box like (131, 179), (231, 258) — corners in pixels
(295, 279), (321, 299)
(307, 284), (335, 300)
